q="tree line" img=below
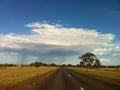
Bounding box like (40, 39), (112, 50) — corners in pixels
(0, 52), (119, 68)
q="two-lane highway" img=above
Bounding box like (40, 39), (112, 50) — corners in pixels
(31, 67), (120, 90)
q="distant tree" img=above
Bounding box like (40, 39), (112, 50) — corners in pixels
(67, 64), (73, 67)
(80, 61), (84, 67)
(61, 64), (66, 67)
(34, 62), (41, 67)
(79, 52), (100, 71)
(94, 59), (101, 68)
(30, 62), (49, 67)
(49, 63), (57, 67)
(30, 63), (34, 66)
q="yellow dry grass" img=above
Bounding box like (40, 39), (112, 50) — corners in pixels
(0, 67), (57, 87)
(70, 67), (120, 83)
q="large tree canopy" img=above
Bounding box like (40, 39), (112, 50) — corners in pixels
(79, 52), (101, 68)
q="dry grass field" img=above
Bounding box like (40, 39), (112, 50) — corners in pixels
(70, 67), (120, 84)
(0, 66), (57, 87)
(0, 67), (120, 90)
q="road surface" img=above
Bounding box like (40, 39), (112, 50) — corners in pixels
(31, 67), (120, 90)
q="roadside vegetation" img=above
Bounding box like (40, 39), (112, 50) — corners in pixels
(79, 52), (101, 71)
(0, 66), (57, 87)
(70, 67), (120, 85)
(65, 52), (120, 85)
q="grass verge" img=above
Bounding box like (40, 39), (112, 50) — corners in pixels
(70, 67), (120, 85)
(0, 66), (57, 87)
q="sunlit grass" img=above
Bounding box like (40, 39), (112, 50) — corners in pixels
(0, 67), (57, 87)
(71, 67), (120, 84)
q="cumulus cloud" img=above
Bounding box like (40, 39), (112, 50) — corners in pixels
(25, 22), (114, 46)
(99, 58), (110, 65)
(93, 43), (120, 65)
(93, 44), (120, 57)
(100, 58), (110, 62)
(0, 21), (117, 64)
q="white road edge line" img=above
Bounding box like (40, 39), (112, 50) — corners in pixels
(80, 87), (84, 90)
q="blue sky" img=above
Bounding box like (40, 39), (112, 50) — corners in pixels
(0, 0), (120, 65)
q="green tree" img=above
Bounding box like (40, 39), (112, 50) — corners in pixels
(94, 59), (101, 68)
(34, 62), (41, 67)
(80, 61), (84, 67)
(49, 63), (57, 67)
(79, 52), (100, 71)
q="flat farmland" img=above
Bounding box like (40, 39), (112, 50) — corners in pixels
(0, 67), (57, 87)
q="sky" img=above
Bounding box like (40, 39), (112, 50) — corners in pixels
(0, 0), (120, 65)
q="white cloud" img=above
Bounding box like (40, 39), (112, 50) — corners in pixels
(24, 22), (114, 46)
(100, 58), (110, 62)
(93, 43), (120, 65)
(93, 44), (120, 57)
(0, 21), (118, 64)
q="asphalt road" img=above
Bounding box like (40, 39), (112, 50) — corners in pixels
(31, 67), (120, 90)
